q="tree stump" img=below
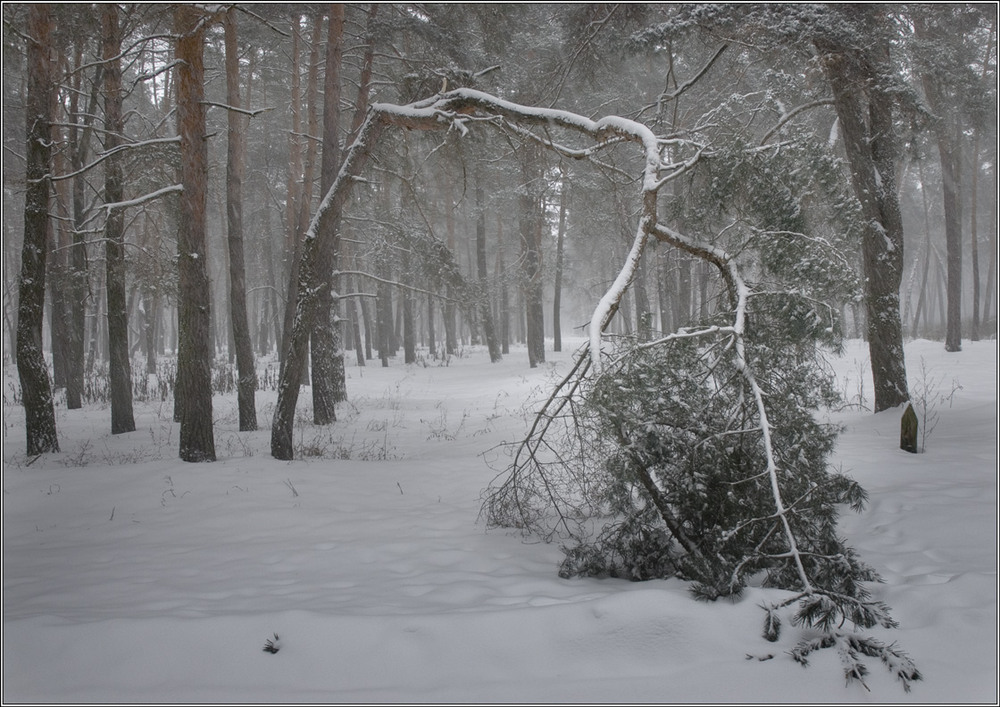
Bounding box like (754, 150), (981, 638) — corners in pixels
(900, 403), (918, 453)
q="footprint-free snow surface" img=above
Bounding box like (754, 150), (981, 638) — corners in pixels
(3, 339), (996, 702)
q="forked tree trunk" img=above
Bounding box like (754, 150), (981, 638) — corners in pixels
(819, 42), (909, 411)
(270, 111), (384, 459)
(18, 3), (59, 455)
(102, 3), (135, 435)
(174, 4), (215, 461)
(224, 7), (257, 431)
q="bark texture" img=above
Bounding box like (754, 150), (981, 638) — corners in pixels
(224, 7), (257, 431)
(17, 3), (59, 455)
(102, 3), (135, 434)
(174, 4), (215, 461)
(819, 42), (909, 411)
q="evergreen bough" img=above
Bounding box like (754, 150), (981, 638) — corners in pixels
(484, 292), (919, 691)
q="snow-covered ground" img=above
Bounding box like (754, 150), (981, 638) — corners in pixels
(3, 338), (996, 703)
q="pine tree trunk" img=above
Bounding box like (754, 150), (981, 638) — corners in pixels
(224, 7), (257, 431)
(312, 5), (346, 424)
(64, 44), (96, 410)
(174, 4), (215, 461)
(911, 161), (933, 338)
(278, 15), (303, 369)
(48, 137), (68, 391)
(442, 178), (458, 355)
(102, 4), (135, 435)
(17, 3), (59, 455)
(270, 111), (382, 459)
(983, 162), (998, 328)
(519, 147), (545, 367)
(820, 41), (909, 411)
(496, 213), (510, 355)
(922, 88), (963, 351)
(552, 170), (568, 353)
(476, 167), (502, 362)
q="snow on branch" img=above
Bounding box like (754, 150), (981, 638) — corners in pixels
(201, 101), (274, 118)
(759, 98), (835, 145)
(42, 136), (180, 184)
(100, 184), (183, 212)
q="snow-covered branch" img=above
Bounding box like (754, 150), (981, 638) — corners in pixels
(100, 184), (183, 212)
(759, 99), (834, 146)
(201, 101), (274, 118)
(41, 136), (180, 184)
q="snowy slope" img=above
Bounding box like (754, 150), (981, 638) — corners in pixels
(2, 338), (996, 702)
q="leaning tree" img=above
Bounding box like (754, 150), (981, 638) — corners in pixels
(270, 87), (919, 690)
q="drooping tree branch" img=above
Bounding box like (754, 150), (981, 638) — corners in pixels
(269, 88), (830, 602)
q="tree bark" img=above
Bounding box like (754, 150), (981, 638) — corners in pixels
(224, 7), (257, 431)
(102, 4), (135, 434)
(984, 162), (998, 328)
(552, 169), (568, 353)
(278, 14), (303, 369)
(912, 160), (934, 338)
(174, 4), (215, 461)
(819, 42), (909, 411)
(496, 213), (510, 354)
(311, 4), (345, 424)
(64, 44), (97, 410)
(17, 3), (59, 455)
(270, 112), (384, 459)
(519, 146), (545, 368)
(915, 37), (963, 349)
(476, 164), (502, 362)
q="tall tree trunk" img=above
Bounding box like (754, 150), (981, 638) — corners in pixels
(174, 4), (215, 461)
(402, 250), (416, 364)
(224, 7), (257, 431)
(64, 44), (97, 410)
(312, 4), (345, 424)
(17, 3), (59, 454)
(496, 213), (510, 355)
(102, 4), (135, 435)
(442, 177), (458, 355)
(969, 129), (981, 342)
(915, 15), (964, 352)
(552, 169), (568, 353)
(819, 41), (909, 411)
(48, 123), (68, 391)
(476, 165), (502, 362)
(278, 15), (303, 369)
(983, 162), (998, 328)
(519, 147), (545, 368)
(270, 111), (383, 459)
(912, 160), (934, 338)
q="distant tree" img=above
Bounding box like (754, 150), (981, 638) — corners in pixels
(174, 4), (215, 462)
(475, 163), (502, 362)
(910, 5), (997, 349)
(17, 3), (59, 455)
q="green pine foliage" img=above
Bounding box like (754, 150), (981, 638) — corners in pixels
(559, 296), (872, 606)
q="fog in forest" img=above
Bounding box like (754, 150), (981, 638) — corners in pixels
(2, 4), (997, 700)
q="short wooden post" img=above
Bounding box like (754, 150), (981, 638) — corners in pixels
(900, 403), (918, 453)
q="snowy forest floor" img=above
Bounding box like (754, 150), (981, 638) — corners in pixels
(2, 338), (996, 703)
